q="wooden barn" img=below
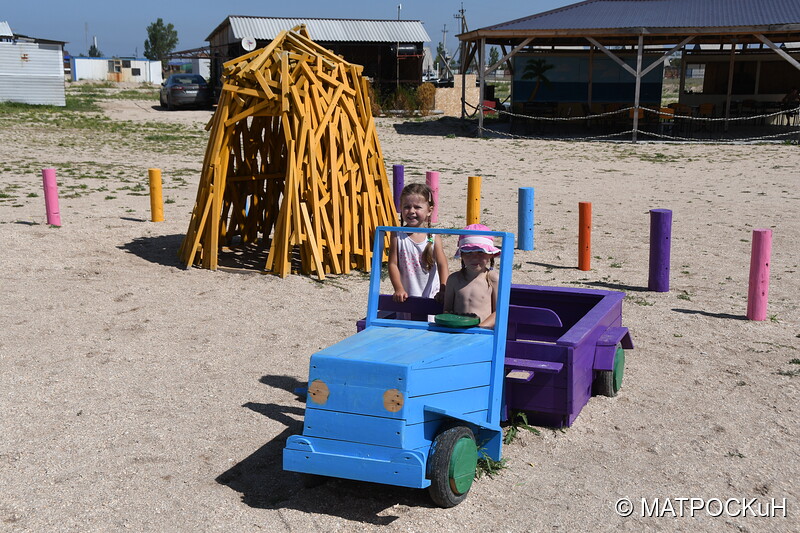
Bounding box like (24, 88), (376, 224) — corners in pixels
(206, 16), (431, 96)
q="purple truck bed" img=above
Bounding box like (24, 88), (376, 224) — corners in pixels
(356, 284), (633, 427)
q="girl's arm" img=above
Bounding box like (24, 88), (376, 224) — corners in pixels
(433, 234), (449, 302)
(479, 270), (499, 328)
(387, 232), (408, 302)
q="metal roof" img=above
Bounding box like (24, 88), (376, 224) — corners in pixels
(479, 0), (800, 32)
(0, 21), (12, 37)
(214, 16), (430, 43)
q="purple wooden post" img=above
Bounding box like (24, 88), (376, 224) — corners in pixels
(746, 229), (772, 321)
(41, 168), (61, 226)
(392, 164), (404, 211)
(426, 171), (439, 223)
(648, 209), (672, 292)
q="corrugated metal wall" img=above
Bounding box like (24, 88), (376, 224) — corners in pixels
(0, 41), (65, 106)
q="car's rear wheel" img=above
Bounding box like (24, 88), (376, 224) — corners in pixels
(166, 95), (175, 111)
(594, 344), (625, 397)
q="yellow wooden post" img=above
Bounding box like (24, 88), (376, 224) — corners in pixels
(467, 175), (482, 225)
(148, 168), (164, 222)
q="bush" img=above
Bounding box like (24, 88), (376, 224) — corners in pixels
(417, 83), (436, 116)
(392, 85), (418, 113)
(365, 80), (382, 117)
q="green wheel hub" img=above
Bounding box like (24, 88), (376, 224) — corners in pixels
(449, 436), (478, 495)
(612, 344), (625, 393)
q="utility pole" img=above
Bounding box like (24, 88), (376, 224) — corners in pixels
(396, 4), (401, 90)
(454, 4), (468, 118)
(439, 24), (448, 79)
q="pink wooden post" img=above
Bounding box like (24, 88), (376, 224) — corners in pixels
(41, 168), (61, 226)
(746, 229), (772, 321)
(426, 171), (439, 223)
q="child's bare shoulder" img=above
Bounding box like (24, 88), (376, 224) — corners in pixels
(488, 270), (500, 283)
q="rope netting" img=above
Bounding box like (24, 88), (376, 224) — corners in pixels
(465, 102), (800, 143)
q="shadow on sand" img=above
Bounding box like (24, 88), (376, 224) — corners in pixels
(391, 116), (477, 137)
(119, 235), (275, 273)
(215, 374), (433, 523)
(118, 233), (185, 268)
(671, 308), (747, 320)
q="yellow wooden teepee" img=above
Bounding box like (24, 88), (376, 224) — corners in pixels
(179, 26), (397, 279)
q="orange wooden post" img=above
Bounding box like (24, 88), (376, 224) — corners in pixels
(148, 168), (164, 222)
(578, 201), (591, 271)
(467, 175), (481, 225)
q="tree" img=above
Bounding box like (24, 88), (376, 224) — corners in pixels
(488, 47), (500, 67)
(88, 44), (102, 57)
(143, 18), (178, 69)
(521, 58), (555, 101)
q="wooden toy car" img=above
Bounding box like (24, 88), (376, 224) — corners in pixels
(284, 227), (633, 506)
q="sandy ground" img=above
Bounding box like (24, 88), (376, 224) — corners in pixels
(1, 95), (798, 532)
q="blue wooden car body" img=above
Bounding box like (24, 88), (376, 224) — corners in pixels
(284, 227), (515, 490)
(283, 227), (634, 497)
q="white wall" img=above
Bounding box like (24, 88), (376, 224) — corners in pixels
(71, 57), (163, 84)
(71, 57), (108, 81)
(0, 41), (65, 105)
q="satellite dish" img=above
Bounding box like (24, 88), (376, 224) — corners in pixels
(241, 37), (257, 52)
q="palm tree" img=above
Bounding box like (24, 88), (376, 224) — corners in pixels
(521, 59), (555, 102)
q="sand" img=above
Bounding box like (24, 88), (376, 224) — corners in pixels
(0, 93), (798, 532)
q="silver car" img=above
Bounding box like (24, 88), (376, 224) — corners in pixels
(159, 74), (212, 110)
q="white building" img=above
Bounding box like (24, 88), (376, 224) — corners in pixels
(0, 21), (66, 106)
(70, 56), (162, 84)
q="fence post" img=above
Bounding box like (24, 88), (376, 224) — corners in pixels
(518, 187), (534, 250)
(426, 171), (439, 223)
(41, 168), (61, 226)
(148, 168), (165, 222)
(746, 229), (772, 321)
(392, 164), (404, 211)
(578, 201), (591, 271)
(648, 209), (672, 292)
(467, 176), (481, 225)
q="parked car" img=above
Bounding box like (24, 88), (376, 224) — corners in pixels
(159, 74), (212, 110)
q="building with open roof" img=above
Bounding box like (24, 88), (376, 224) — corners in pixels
(458, 0), (800, 140)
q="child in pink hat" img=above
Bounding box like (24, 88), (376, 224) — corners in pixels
(443, 224), (500, 328)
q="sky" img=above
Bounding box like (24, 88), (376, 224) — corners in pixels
(3, 1), (575, 58)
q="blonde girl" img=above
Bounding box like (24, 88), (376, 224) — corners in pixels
(388, 183), (449, 303)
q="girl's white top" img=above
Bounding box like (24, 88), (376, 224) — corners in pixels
(396, 232), (440, 298)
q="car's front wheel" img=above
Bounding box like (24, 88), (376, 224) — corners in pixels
(427, 425), (477, 507)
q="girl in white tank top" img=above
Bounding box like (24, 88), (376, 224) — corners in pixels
(387, 184), (449, 308)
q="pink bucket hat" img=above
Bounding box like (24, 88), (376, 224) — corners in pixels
(455, 224), (501, 257)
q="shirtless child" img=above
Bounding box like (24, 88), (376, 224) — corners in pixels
(443, 224), (501, 328)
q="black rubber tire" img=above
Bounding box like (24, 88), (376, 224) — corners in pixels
(159, 94), (166, 108)
(166, 95), (175, 111)
(427, 425), (477, 508)
(594, 345), (625, 397)
(594, 369), (616, 397)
